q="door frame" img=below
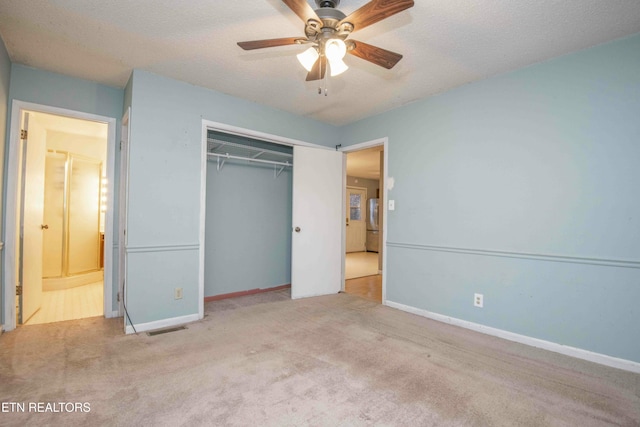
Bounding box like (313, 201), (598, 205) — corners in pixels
(340, 138), (389, 303)
(199, 120), (337, 310)
(118, 108), (131, 319)
(3, 100), (117, 330)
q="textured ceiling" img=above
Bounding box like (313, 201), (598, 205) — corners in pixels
(1, 1), (639, 126)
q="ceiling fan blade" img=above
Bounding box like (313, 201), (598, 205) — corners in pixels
(348, 40), (403, 69)
(237, 37), (305, 50)
(306, 56), (327, 81)
(339, 0), (414, 33)
(282, 0), (321, 23)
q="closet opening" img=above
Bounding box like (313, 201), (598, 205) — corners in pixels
(203, 130), (294, 302)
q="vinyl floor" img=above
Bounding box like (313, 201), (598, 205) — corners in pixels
(345, 251), (378, 279)
(24, 281), (103, 325)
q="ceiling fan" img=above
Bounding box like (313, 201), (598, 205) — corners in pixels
(238, 0), (415, 81)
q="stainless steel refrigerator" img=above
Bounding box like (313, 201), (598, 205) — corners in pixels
(366, 198), (379, 252)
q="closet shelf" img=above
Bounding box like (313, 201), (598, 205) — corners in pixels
(207, 138), (292, 177)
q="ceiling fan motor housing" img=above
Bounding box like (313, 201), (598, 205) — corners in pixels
(308, 1), (349, 41)
(316, 0), (340, 8)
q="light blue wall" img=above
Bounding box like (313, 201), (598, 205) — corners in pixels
(0, 37), (11, 326)
(205, 161), (292, 297)
(8, 65), (123, 121)
(341, 34), (640, 362)
(125, 70), (337, 325)
(2, 31), (637, 365)
(5, 65), (124, 315)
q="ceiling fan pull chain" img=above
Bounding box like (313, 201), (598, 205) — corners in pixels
(324, 59), (329, 96)
(318, 55), (328, 96)
(318, 56), (322, 95)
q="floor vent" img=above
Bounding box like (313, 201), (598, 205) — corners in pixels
(147, 326), (187, 336)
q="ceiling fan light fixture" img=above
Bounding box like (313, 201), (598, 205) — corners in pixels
(297, 47), (319, 72)
(237, 0), (414, 82)
(329, 58), (349, 76)
(324, 38), (347, 62)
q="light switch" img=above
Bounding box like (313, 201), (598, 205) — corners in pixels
(388, 200), (395, 211)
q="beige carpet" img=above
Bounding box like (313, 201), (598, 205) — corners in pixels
(1, 290), (638, 426)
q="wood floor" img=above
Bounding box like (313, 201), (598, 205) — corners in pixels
(24, 281), (103, 325)
(344, 274), (382, 303)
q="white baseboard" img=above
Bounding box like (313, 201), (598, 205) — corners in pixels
(125, 313), (201, 334)
(105, 311), (120, 319)
(385, 300), (640, 374)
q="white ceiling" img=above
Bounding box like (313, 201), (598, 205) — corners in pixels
(1, 1), (639, 126)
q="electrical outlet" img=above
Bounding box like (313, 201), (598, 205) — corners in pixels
(474, 293), (483, 308)
(388, 200), (395, 211)
(174, 288), (183, 300)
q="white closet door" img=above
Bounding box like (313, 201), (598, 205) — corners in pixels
(291, 145), (343, 299)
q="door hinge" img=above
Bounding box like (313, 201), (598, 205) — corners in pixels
(16, 285), (23, 296)
(119, 141), (122, 150)
(117, 292), (120, 302)
(20, 129), (28, 140)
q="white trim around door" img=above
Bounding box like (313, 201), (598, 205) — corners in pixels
(199, 120), (335, 310)
(3, 100), (118, 331)
(340, 138), (389, 304)
(118, 107), (131, 321)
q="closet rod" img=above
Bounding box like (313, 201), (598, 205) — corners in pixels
(207, 152), (292, 167)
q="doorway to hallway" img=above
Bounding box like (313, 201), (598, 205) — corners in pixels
(343, 144), (384, 303)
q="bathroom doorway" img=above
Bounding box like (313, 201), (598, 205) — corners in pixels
(15, 110), (108, 325)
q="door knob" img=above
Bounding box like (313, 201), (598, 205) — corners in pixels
(294, 227), (301, 233)
(41, 224), (49, 230)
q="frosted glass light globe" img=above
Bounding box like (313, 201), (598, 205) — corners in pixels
(325, 38), (347, 62)
(297, 47), (319, 72)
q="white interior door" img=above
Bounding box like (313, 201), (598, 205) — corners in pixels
(291, 145), (343, 299)
(346, 187), (367, 253)
(19, 112), (47, 323)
